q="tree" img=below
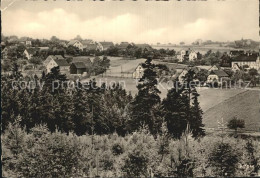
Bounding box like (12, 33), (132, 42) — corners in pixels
(195, 70), (208, 84)
(74, 35), (83, 41)
(43, 66), (68, 94)
(248, 68), (258, 87)
(162, 80), (188, 139)
(162, 69), (205, 139)
(29, 57), (42, 69)
(190, 91), (205, 138)
(122, 144), (150, 177)
(50, 36), (59, 42)
(209, 142), (239, 176)
(227, 117), (245, 136)
(128, 57), (161, 134)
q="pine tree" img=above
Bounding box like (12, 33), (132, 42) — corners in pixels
(162, 78), (188, 139)
(128, 57), (161, 134)
(190, 91), (205, 138)
(162, 69), (205, 139)
(72, 83), (91, 135)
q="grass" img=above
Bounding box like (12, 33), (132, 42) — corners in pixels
(203, 90), (260, 131)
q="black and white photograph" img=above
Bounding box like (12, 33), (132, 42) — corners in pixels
(1, 0), (260, 177)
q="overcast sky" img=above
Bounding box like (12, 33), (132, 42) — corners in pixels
(2, 0), (259, 44)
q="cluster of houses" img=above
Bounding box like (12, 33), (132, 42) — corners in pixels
(42, 55), (90, 76)
(133, 62), (228, 85)
(67, 39), (115, 51)
(133, 49), (260, 86)
(67, 39), (153, 53)
(176, 48), (202, 62)
(221, 50), (260, 71)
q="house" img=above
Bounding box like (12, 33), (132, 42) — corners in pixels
(133, 63), (145, 79)
(45, 58), (70, 73)
(44, 55), (65, 67)
(135, 44), (153, 53)
(207, 70), (229, 83)
(196, 65), (219, 72)
(177, 49), (198, 62)
(188, 49), (198, 61)
(98, 42), (114, 51)
(118, 42), (132, 51)
(232, 63), (242, 71)
(67, 40), (83, 50)
(176, 69), (188, 82)
(231, 53), (260, 70)
(85, 43), (99, 51)
(70, 62), (87, 75)
(229, 50), (244, 57)
(23, 48), (39, 60)
(19, 37), (32, 46)
(81, 39), (95, 48)
(177, 50), (186, 62)
(220, 53), (232, 67)
(172, 67), (199, 83)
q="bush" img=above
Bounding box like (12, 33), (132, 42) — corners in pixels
(122, 144), (150, 177)
(2, 124), (260, 177)
(112, 143), (124, 155)
(15, 126), (84, 177)
(208, 142), (240, 176)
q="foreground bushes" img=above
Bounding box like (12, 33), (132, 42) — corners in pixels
(2, 122), (260, 177)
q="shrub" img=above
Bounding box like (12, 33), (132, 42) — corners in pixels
(16, 126), (84, 177)
(122, 144), (150, 177)
(208, 142), (240, 176)
(112, 143), (124, 155)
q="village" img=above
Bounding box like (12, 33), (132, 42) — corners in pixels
(2, 0), (260, 177)
(2, 35), (260, 132)
(1, 35), (260, 86)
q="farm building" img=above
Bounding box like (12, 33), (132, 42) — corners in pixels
(45, 57), (70, 73)
(67, 40), (84, 50)
(231, 52), (260, 70)
(70, 62), (87, 74)
(207, 70), (229, 83)
(98, 42), (114, 51)
(44, 55), (65, 66)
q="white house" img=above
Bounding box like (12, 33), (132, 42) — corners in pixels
(44, 55), (66, 70)
(177, 69), (188, 82)
(98, 42), (114, 51)
(133, 64), (145, 79)
(231, 53), (260, 70)
(188, 50), (197, 61)
(177, 49), (198, 62)
(177, 50), (186, 62)
(45, 58), (70, 73)
(23, 49), (33, 60)
(67, 40), (84, 50)
(207, 70), (229, 83)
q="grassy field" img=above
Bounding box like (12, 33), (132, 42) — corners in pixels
(203, 90), (260, 131)
(105, 58), (146, 77)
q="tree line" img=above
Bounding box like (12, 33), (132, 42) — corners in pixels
(1, 58), (204, 139)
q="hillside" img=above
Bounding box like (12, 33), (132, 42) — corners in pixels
(203, 90), (260, 131)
